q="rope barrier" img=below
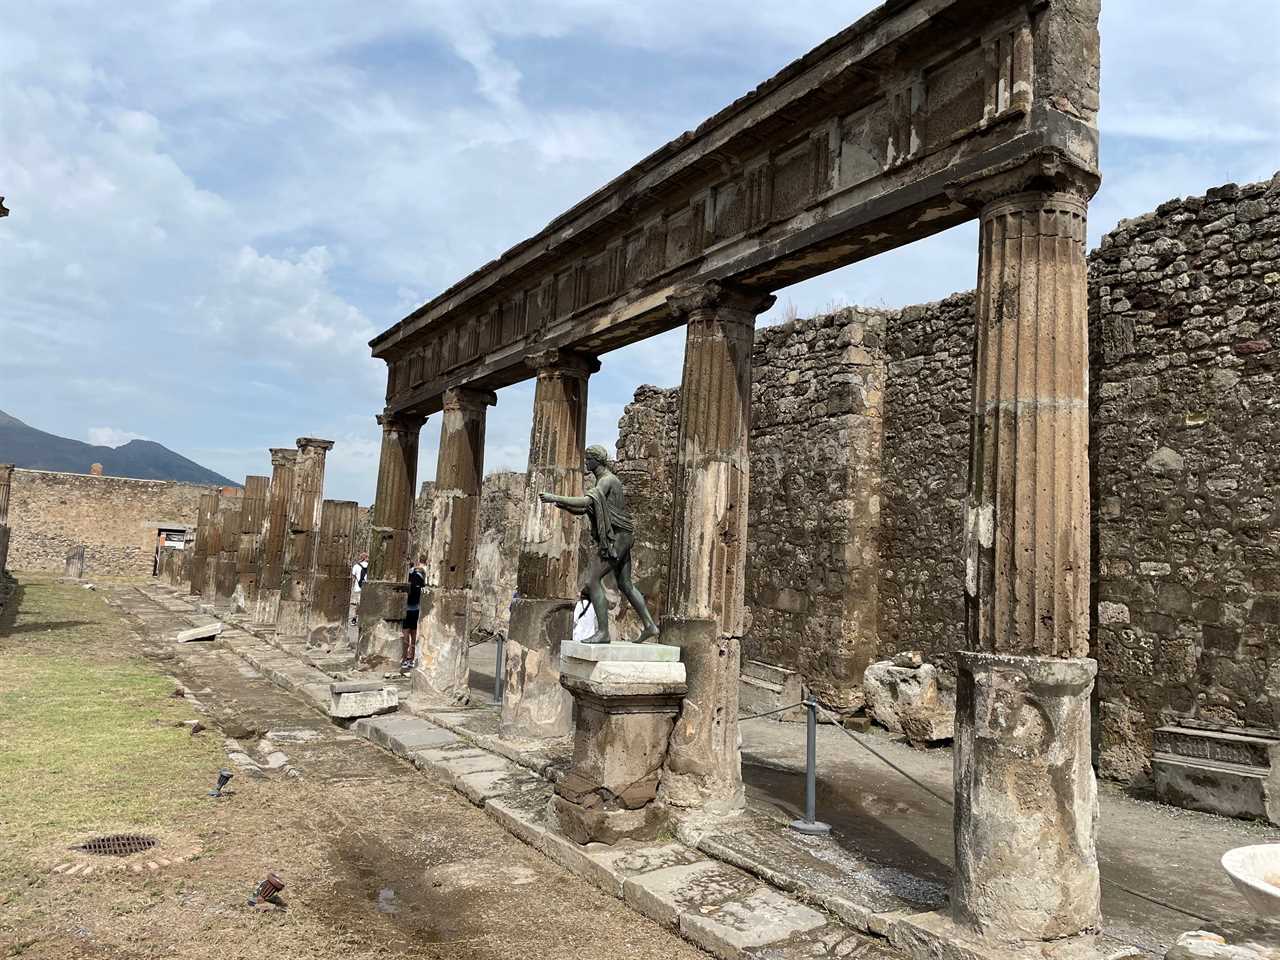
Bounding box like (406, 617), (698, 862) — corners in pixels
(739, 701), (806, 722)
(806, 701), (1215, 925)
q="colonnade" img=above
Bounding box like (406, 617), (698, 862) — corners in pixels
(359, 158), (1101, 943)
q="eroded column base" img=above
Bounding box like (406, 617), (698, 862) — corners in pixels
(953, 651), (1101, 942)
(254, 589), (281, 628)
(412, 586), (470, 704)
(553, 647), (685, 845)
(500, 597), (574, 740)
(356, 580), (407, 668)
(275, 597), (307, 640)
(658, 617), (745, 815)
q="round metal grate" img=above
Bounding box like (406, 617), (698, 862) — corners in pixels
(72, 834), (158, 858)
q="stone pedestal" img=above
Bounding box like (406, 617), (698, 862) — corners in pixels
(329, 680), (398, 719)
(551, 641), (686, 845)
(953, 652), (1100, 941)
(500, 598), (574, 739)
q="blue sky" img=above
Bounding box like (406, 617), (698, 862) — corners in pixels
(2, 2), (1277, 503)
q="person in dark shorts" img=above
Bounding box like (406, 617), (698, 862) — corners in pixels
(401, 557), (427, 672)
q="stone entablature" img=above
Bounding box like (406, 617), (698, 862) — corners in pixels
(6, 468), (220, 576)
(371, 0), (1099, 419)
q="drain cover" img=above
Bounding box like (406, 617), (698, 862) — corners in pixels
(72, 834), (158, 857)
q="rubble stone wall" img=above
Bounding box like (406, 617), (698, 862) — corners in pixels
(1089, 175), (1280, 780)
(6, 468), (217, 576)
(412, 472), (524, 637)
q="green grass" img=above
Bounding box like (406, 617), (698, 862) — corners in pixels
(0, 577), (224, 852)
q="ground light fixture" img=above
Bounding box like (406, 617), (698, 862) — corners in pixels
(208, 769), (233, 798)
(248, 873), (285, 906)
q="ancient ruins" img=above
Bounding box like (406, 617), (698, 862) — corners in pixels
(6, 2), (1279, 958)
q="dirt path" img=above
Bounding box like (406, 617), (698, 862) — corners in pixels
(1, 576), (706, 960)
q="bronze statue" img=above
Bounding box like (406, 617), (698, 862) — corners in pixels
(539, 445), (660, 644)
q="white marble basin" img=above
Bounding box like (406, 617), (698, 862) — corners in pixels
(1222, 844), (1280, 917)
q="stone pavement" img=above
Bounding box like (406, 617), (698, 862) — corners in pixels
(120, 582), (1275, 958)
(112, 582), (901, 960)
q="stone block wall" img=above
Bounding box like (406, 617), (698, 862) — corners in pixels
(7, 468), (217, 576)
(1089, 174), (1280, 780)
(878, 294), (975, 671)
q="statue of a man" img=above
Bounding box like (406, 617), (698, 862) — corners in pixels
(539, 445), (660, 644)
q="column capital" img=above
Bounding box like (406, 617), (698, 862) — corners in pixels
(269, 448), (299, 467)
(376, 409), (428, 432)
(442, 386), (498, 413)
(0, 463), (13, 479)
(945, 147), (1100, 211)
(295, 437), (336, 452)
(525, 348), (601, 378)
(667, 280), (775, 321)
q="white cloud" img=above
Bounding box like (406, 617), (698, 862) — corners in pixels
(88, 427), (148, 447)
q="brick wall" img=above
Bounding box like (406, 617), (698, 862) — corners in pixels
(7, 468), (218, 577)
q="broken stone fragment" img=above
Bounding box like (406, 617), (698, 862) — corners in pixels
(862, 660), (954, 744)
(175, 622), (222, 643)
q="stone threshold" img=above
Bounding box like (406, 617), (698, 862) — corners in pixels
(140, 583), (1147, 960)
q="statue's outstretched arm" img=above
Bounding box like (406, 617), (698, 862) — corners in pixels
(539, 492), (591, 514)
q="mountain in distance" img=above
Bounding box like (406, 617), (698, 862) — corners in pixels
(0, 409), (237, 486)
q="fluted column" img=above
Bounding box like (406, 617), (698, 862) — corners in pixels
(308, 499), (359, 648)
(189, 492), (217, 596)
(276, 437), (335, 640)
(253, 449), (298, 624)
(501, 349), (597, 740)
(949, 153), (1101, 942)
(356, 411), (426, 665)
(0, 464), (13, 523)
(659, 280), (774, 814)
(0, 463), (14, 574)
(414, 386), (495, 703)
(233, 475), (269, 612)
(212, 490), (243, 609)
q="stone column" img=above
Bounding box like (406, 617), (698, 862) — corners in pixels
(213, 491), (243, 610)
(356, 411), (426, 665)
(234, 475), (269, 612)
(414, 386), (496, 703)
(307, 499), (359, 650)
(190, 492), (216, 596)
(253, 449), (298, 625)
(0, 463), (13, 574)
(949, 154), (1101, 942)
(502, 349), (598, 740)
(659, 281), (774, 814)
(276, 437), (335, 640)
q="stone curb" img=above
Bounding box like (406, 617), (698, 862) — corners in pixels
(139, 584), (1146, 960)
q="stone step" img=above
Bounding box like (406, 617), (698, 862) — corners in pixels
(1152, 724), (1280, 824)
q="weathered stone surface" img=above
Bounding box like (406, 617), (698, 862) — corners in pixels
(328, 682), (397, 719)
(621, 860), (760, 929)
(1153, 726), (1280, 825)
(562, 639), (680, 662)
(554, 664), (686, 844)
(307, 498), (358, 649)
(863, 660), (954, 744)
(501, 598), (574, 739)
(3, 467), (214, 578)
(1166, 930), (1279, 960)
(414, 388), (494, 702)
(175, 622), (222, 643)
(275, 437), (334, 639)
(232, 475), (269, 613)
(953, 653), (1100, 941)
(253, 448), (297, 625)
(679, 886), (827, 959)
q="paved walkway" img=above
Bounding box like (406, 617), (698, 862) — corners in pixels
(134, 582), (1279, 957)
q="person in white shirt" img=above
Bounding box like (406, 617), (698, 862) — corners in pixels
(350, 552), (368, 625)
(571, 589), (598, 643)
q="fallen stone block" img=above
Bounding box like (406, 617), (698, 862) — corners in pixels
(328, 680), (398, 719)
(863, 659), (954, 744)
(175, 622), (222, 643)
(679, 886), (827, 959)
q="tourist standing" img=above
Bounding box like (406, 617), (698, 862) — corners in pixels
(401, 557), (426, 672)
(350, 551), (368, 625)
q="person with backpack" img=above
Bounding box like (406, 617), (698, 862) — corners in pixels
(401, 557), (427, 673)
(349, 552), (368, 625)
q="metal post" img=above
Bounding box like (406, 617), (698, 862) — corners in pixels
(493, 632), (505, 705)
(790, 698), (831, 835)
